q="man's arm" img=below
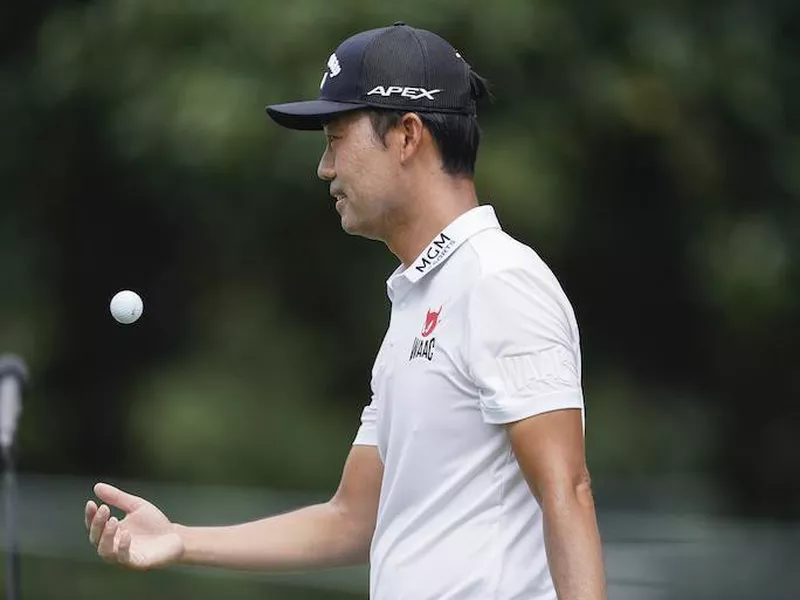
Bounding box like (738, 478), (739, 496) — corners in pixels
(178, 444), (383, 571)
(507, 408), (606, 600)
(88, 444), (383, 572)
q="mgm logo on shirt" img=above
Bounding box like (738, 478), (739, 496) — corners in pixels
(409, 307), (442, 361)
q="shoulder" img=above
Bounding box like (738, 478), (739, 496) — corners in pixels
(464, 227), (571, 306)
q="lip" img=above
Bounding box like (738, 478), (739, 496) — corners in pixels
(331, 190), (346, 207)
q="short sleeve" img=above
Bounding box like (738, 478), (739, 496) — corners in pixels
(352, 396), (378, 446)
(466, 267), (584, 425)
(353, 315), (393, 446)
(352, 346), (384, 446)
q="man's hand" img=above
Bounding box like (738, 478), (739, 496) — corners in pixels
(85, 482), (184, 570)
(507, 408), (607, 600)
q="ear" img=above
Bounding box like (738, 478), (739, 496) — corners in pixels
(397, 113), (426, 164)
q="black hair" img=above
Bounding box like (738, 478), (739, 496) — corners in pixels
(368, 71), (492, 177)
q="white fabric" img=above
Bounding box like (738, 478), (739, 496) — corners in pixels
(354, 205), (585, 600)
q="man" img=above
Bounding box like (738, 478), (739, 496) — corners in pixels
(85, 22), (607, 600)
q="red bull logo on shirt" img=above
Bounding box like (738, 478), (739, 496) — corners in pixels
(421, 306), (442, 337)
(410, 307), (441, 361)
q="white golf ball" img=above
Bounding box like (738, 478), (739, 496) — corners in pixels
(110, 290), (143, 324)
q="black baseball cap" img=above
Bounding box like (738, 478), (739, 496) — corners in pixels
(265, 22), (484, 131)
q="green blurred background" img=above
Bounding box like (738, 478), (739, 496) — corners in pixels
(1, 0), (799, 598)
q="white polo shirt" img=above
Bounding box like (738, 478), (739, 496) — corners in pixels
(353, 204), (585, 600)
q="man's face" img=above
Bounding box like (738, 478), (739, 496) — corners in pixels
(317, 111), (403, 240)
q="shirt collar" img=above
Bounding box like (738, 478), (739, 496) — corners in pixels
(386, 204), (501, 301)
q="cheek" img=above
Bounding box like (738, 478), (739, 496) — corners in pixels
(338, 138), (396, 198)
(336, 147), (363, 179)
(361, 165), (393, 201)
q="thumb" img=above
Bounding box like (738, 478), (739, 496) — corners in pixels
(94, 482), (144, 513)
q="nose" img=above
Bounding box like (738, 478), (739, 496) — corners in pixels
(317, 146), (335, 181)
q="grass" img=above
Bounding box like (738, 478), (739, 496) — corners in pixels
(1, 553), (367, 600)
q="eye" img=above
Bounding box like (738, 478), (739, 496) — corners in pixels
(326, 134), (340, 145)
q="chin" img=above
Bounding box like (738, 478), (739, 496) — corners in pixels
(340, 219), (359, 235)
(340, 217), (381, 241)
(338, 212), (360, 235)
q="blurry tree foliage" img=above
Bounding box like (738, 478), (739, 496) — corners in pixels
(1, 0), (798, 518)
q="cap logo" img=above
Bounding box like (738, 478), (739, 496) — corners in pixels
(319, 53), (342, 90)
(366, 86), (442, 101)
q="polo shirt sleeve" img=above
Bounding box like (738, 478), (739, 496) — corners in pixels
(352, 397), (378, 446)
(353, 323), (393, 446)
(352, 356), (382, 446)
(466, 267), (584, 425)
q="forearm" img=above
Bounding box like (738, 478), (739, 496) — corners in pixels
(542, 482), (607, 600)
(176, 501), (371, 572)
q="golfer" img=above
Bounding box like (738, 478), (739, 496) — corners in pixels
(85, 22), (607, 600)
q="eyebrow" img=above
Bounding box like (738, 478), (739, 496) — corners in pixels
(322, 113), (350, 132)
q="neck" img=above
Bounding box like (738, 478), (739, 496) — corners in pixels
(385, 175), (479, 268)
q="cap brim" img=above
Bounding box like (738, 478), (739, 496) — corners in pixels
(265, 100), (367, 131)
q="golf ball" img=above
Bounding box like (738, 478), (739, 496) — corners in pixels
(110, 290), (143, 324)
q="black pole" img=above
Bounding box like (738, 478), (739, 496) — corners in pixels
(0, 354), (27, 600)
(3, 444), (20, 600)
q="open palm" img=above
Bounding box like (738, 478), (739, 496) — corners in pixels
(86, 482), (184, 570)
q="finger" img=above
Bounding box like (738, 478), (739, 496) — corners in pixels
(85, 500), (98, 531)
(94, 483), (143, 513)
(117, 529), (133, 567)
(97, 516), (119, 561)
(89, 504), (110, 546)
